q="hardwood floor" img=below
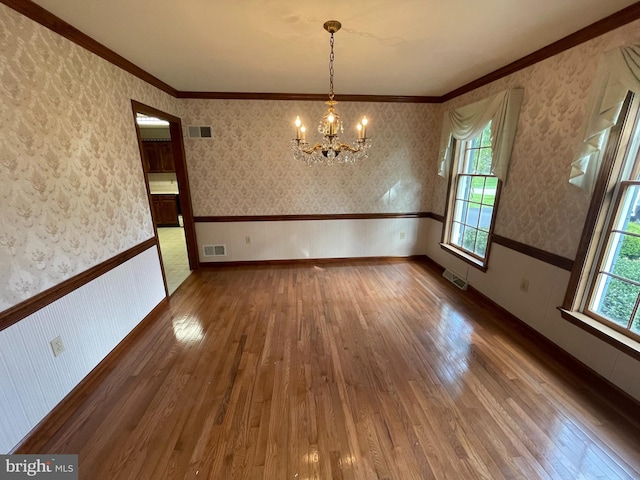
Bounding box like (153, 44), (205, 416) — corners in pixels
(27, 259), (640, 479)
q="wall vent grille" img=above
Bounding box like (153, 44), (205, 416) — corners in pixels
(188, 125), (213, 139)
(203, 244), (226, 257)
(443, 269), (468, 290)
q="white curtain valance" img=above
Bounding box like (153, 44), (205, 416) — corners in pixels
(437, 88), (524, 181)
(569, 43), (640, 192)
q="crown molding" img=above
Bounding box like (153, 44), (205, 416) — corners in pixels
(1, 0), (178, 97)
(2, 0), (639, 103)
(440, 2), (640, 102)
(176, 91), (441, 103)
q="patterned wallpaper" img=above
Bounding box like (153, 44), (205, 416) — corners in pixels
(0, 4), (179, 310)
(433, 19), (640, 260)
(179, 99), (439, 216)
(3, 0), (639, 312)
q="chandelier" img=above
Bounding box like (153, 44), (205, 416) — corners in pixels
(291, 20), (371, 166)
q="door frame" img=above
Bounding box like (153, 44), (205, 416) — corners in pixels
(131, 100), (200, 284)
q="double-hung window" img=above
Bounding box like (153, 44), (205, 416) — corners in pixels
(445, 123), (499, 267)
(438, 88), (523, 271)
(566, 92), (640, 342)
(562, 43), (640, 350)
(588, 177), (640, 337)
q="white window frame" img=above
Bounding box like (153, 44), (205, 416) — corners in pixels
(563, 92), (640, 347)
(441, 123), (501, 271)
(580, 93), (640, 341)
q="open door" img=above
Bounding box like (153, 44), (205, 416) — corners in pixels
(131, 100), (199, 294)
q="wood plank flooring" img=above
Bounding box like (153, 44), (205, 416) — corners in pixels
(27, 259), (640, 479)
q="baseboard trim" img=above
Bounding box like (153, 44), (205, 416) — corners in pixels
(9, 255), (640, 453)
(466, 283), (640, 428)
(11, 297), (169, 454)
(200, 255), (427, 268)
(421, 251), (640, 427)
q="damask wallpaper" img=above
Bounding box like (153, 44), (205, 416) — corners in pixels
(179, 99), (439, 216)
(0, 4), (179, 310)
(433, 19), (640, 260)
(3, 0), (639, 312)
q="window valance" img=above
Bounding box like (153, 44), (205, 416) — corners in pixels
(437, 88), (524, 181)
(570, 43), (640, 192)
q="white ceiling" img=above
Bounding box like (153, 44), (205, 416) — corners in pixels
(32, 0), (637, 96)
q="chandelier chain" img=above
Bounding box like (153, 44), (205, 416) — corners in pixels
(329, 32), (335, 100)
(291, 20), (371, 165)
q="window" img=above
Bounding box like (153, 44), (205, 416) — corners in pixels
(437, 88), (522, 270)
(564, 92), (640, 344)
(442, 123), (500, 269)
(581, 94), (640, 340)
(587, 181), (640, 336)
(561, 44), (640, 351)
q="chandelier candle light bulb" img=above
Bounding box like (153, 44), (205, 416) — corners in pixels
(295, 116), (302, 140)
(291, 20), (372, 166)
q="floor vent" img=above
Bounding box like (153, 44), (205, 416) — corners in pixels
(188, 125), (213, 139)
(443, 269), (468, 290)
(203, 244), (226, 257)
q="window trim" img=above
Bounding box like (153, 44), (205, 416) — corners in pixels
(583, 179), (640, 342)
(440, 135), (503, 271)
(558, 309), (640, 361)
(562, 91), (640, 353)
(449, 173), (499, 262)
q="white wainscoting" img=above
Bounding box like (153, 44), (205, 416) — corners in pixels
(0, 246), (166, 453)
(424, 218), (640, 402)
(195, 218), (430, 263)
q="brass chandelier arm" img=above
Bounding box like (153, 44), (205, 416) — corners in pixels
(338, 143), (367, 153)
(299, 143), (324, 155)
(297, 142), (367, 155)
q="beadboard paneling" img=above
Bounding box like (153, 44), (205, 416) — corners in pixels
(423, 217), (640, 402)
(0, 247), (165, 453)
(195, 218), (430, 263)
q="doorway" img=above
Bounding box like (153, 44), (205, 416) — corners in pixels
(131, 101), (199, 295)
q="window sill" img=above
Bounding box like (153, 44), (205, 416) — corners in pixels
(559, 309), (640, 362)
(439, 243), (488, 272)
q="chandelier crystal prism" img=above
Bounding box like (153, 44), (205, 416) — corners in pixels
(291, 20), (371, 166)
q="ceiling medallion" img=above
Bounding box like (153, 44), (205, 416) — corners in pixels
(291, 20), (371, 166)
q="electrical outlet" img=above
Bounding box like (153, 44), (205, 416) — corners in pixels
(50, 336), (65, 357)
(245, 236), (251, 244)
(399, 231), (406, 240)
(519, 278), (529, 293)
